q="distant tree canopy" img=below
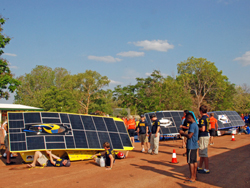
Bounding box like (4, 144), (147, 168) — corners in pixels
(114, 57), (239, 115)
(14, 58), (248, 116)
(14, 65), (111, 114)
(0, 17), (21, 99)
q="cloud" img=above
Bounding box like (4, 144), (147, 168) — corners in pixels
(110, 80), (123, 85)
(117, 51), (145, 57)
(234, 51), (250, 66)
(3, 53), (17, 57)
(130, 40), (174, 52)
(88, 55), (122, 63)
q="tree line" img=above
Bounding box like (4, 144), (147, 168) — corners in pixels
(1, 16), (249, 116)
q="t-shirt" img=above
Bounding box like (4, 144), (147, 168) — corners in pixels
(182, 118), (190, 131)
(137, 120), (149, 134)
(198, 114), (210, 137)
(210, 117), (217, 129)
(47, 158), (66, 167)
(105, 149), (115, 166)
(151, 119), (160, 134)
(127, 119), (136, 130)
(244, 116), (249, 124)
(186, 122), (199, 150)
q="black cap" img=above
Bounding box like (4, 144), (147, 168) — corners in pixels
(150, 114), (156, 119)
(140, 114), (144, 118)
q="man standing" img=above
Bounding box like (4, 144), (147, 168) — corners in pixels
(244, 113), (249, 125)
(180, 110), (190, 150)
(137, 115), (149, 152)
(179, 112), (199, 183)
(148, 114), (160, 155)
(127, 115), (136, 147)
(209, 113), (218, 145)
(197, 105), (210, 174)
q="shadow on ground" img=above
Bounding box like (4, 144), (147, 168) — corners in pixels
(131, 144), (250, 187)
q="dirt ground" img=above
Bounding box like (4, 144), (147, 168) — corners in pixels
(1, 134), (250, 188)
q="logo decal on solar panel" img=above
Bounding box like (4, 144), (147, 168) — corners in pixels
(159, 118), (173, 127)
(218, 115), (231, 124)
(23, 124), (67, 135)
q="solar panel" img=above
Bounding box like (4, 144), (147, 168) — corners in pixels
(208, 111), (244, 129)
(145, 111), (184, 136)
(8, 112), (133, 152)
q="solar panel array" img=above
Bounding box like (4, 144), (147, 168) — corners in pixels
(8, 112), (132, 152)
(208, 111), (244, 129)
(145, 111), (184, 135)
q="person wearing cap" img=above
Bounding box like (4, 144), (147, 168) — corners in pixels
(126, 115), (136, 147)
(27, 150), (71, 168)
(148, 114), (161, 155)
(137, 115), (149, 152)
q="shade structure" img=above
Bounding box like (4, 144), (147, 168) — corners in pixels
(7, 112), (133, 152)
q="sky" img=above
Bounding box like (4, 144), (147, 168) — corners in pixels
(0, 0), (250, 104)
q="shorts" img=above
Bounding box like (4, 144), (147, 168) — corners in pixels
(187, 149), (197, 164)
(139, 134), (148, 142)
(199, 136), (209, 157)
(37, 154), (48, 166)
(209, 129), (216, 136)
(4, 135), (9, 149)
(128, 129), (135, 137)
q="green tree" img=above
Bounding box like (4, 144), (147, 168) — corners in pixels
(177, 57), (230, 112)
(75, 70), (110, 114)
(231, 85), (250, 113)
(41, 86), (79, 113)
(14, 65), (57, 107)
(113, 70), (192, 114)
(0, 17), (21, 99)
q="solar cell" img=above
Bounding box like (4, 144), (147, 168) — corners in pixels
(208, 111), (244, 129)
(145, 111), (183, 136)
(8, 112), (132, 152)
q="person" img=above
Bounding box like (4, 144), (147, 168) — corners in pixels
(244, 113), (249, 125)
(148, 114), (160, 155)
(209, 113), (218, 145)
(27, 150), (71, 168)
(197, 105), (210, 174)
(180, 110), (190, 149)
(137, 115), (149, 152)
(240, 114), (244, 121)
(127, 115), (136, 147)
(179, 112), (199, 183)
(122, 116), (128, 126)
(2, 120), (15, 165)
(238, 125), (248, 135)
(91, 142), (115, 170)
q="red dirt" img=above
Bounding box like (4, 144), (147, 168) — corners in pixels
(1, 134), (250, 188)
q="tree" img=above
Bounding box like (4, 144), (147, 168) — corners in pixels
(177, 57), (230, 112)
(41, 86), (79, 113)
(14, 65), (57, 107)
(0, 17), (21, 99)
(231, 85), (250, 113)
(113, 70), (192, 114)
(75, 70), (110, 114)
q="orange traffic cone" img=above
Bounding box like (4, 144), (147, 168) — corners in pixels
(171, 149), (178, 163)
(232, 134), (236, 141)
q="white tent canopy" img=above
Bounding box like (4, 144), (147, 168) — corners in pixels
(0, 103), (43, 111)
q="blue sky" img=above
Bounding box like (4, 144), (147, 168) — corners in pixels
(1, 0), (250, 104)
